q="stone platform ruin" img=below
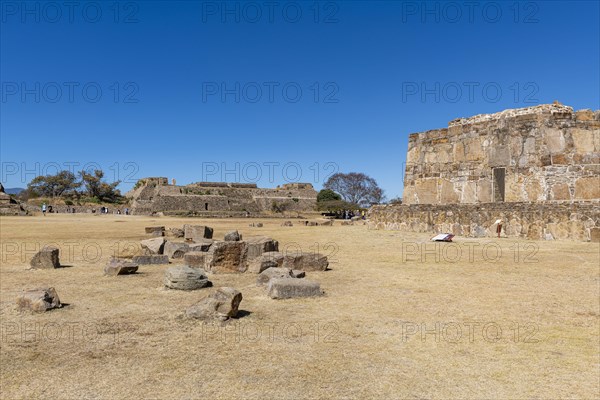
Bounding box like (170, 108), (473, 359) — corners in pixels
(0, 183), (26, 216)
(369, 104), (600, 241)
(126, 179), (317, 216)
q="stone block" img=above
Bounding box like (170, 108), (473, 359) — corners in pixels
(30, 246), (60, 269)
(189, 239), (213, 252)
(575, 176), (600, 200)
(247, 251), (285, 273)
(164, 266), (210, 290)
(266, 278), (322, 299)
(145, 226), (165, 236)
(488, 145), (510, 167)
(16, 287), (62, 312)
(164, 241), (190, 259)
(256, 267), (293, 285)
(281, 252), (328, 271)
(140, 237), (165, 255)
(544, 128), (565, 154)
(245, 236), (279, 260)
(571, 128), (598, 154)
(291, 270), (305, 278)
(224, 230), (242, 241)
(184, 225), (214, 241)
(185, 287), (242, 321)
(184, 251), (208, 268)
(104, 258), (139, 276)
(207, 241), (248, 273)
(550, 183), (570, 200)
(132, 255), (169, 265)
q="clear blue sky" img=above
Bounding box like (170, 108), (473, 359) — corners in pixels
(1, 1), (599, 198)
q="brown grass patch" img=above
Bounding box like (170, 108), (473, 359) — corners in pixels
(1, 214), (598, 399)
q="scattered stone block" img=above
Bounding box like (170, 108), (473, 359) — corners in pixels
(224, 230), (242, 241)
(184, 251), (208, 268)
(267, 278), (322, 299)
(319, 220), (334, 226)
(189, 239), (213, 252)
(341, 221), (353, 226)
(184, 225), (214, 241)
(306, 221), (318, 226)
(262, 251), (285, 265)
(249, 222), (263, 227)
(248, 258), (278, 274)
(247, 251), (284, 273)
(16, 287), (62, 312)
(29, 246), (60, 269)
(145, 226), (165, 237)
(140, 237), (165, 255)
(104, 258), (139, 276)
(246, 236), (279, 260)
(164, 266), (210, 290)
(207, 241), (248, 273)
(185, 287), (242, 321)
(256, 267), (293, 285)
(282, 252), (329, 271)
(168, 228), (184, 238)
(164, 241), (190, 259)
(291, 270), (305, 278)
(132, 255), (169, 265)
(281, 221), (293, 227)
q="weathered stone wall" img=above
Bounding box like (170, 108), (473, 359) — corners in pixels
(368, 202), (600, 241)
(403, 104), (600, 204)
(126, 179), (317, 215)
(0, 183), (26, 215)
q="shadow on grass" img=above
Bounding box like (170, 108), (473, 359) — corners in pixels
(233, 310), (252, 319)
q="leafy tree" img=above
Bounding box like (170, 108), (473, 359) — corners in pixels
(79, 169), (122, 202)
(317, 189), (342, 203)
(27, 170), (81, 198)
(316, 199), (357, 212)
(17, 187), (39, 201)
(323, 172), (385, 207)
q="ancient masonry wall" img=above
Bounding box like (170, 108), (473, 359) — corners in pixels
(403, 104), (600, 205)
(370, 104), (600, 241)
(0, 183), (26, 215)
(368, 202), (600, 241)
(127, 180), (318, 216)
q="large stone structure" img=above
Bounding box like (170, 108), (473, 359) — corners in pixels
(0, 183), (26, 215)
(126, 178), (317, 216)
(369, 104), (600, 241)
(403, 104), (599, 204)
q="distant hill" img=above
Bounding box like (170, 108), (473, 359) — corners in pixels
(5, 187), (24, 195)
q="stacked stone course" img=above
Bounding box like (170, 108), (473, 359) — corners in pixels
(370, 104), (600, 241)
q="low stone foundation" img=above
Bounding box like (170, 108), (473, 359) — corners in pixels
(368, 202), (600, 241)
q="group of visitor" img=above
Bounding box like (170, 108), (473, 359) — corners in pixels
(41, 203), (130, 215)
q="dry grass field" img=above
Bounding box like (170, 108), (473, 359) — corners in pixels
(0, 214), (598, 399)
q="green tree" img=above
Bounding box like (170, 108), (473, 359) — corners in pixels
(79, 169), (122, 202)
(316, 199), (358, 212)
(317, 189), (342, 202)
(27, 170), (81, 198)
